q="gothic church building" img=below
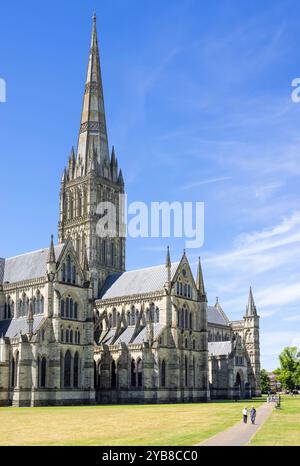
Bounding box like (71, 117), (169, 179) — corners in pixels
(0, 16), (261, 406)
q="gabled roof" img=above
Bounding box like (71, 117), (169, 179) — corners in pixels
(100, 262), (180, 299)
(0, 245), (65, 284)
(208, 341), (232, 356)
(207, 305), (230, 326)
(0, 315), (45, 338)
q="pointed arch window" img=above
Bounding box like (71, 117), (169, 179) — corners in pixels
(69, 298), (73, 319)
(181, 308), (185, 328)
(111, 360), (117, 388)
(72, 265), (76, 284)
(67, 256), (72, 283)
(39, 357), (47, 388)
(150, 304), (155, 322)
(112, 309), (117, 327)
(131, 359), (136, 387)
(4, 296), (13, 319)
(131, 307), (136, 326)
(185, 355), (188, 387)
(137, 359), (143, 388)
(127, 310), (131, 326)
(11, 351), (19, 388)
(155, 308), (159, 323)
(64, 351), (72, 388)
(74, 352), (79, 388)
(74, 302), (78, 319)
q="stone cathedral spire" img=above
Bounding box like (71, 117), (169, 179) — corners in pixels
(76, 13), (110, 177)
(58, 15), (126, 297)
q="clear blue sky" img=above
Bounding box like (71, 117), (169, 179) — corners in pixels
(1, 0), (300, 371)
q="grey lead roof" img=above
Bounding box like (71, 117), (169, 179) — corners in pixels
(0, 315), (45, 338)
(100, 262), (180, 299)
(208, 341), (232, 356)
(207, 306), (229, 326)
(99, 323), (164, 346)
(0, 245), (65, 284)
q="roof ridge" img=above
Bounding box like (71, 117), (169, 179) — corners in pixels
(123, 261), (180, 274)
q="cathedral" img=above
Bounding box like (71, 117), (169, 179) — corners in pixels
(0, 16), (261, 406)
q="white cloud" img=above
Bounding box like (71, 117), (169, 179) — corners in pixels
(180, 176), (232, 191)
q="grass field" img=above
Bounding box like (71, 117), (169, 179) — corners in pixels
(250, 395), (300, 446)
(0, 399), (263, 446)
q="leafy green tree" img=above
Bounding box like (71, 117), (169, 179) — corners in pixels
(260, 369), (271, 393)
(276, 347), (300, 391)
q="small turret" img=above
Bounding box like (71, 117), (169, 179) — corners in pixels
(27, 300), (34, 337)
(47, 234), (56, 279)
(61, 167), (68, 184)
(166, 245), (171, 282)
(68, 146), (75, 180)
(196, 256), (207, 302)
(110, 146), (118, 182)
(117, 169), (124, 186)
(81, 243), (90, 286)
(246, 286), (257, 316)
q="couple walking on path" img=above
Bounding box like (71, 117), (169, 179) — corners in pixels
(243, 407), (256, 424)
(199, 402), (274, 446)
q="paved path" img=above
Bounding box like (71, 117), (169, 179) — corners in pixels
(198, 402), (274, 446)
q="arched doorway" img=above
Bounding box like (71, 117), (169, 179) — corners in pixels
(234, 371), (245, 399)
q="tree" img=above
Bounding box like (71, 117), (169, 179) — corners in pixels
(260, 369), (271, 394)
(276, 347), (300, 391)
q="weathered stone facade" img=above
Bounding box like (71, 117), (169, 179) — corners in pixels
(0, 15), (261, 407)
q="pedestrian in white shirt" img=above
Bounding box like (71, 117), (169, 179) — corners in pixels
(243, 407), (248, 424)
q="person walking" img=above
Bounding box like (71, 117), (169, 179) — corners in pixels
(243, 407), (248, 424)
(250, 407), (256, 424)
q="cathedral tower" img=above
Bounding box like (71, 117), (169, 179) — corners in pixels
(243, 287), (261, 396)
(58, 14), (125, 297)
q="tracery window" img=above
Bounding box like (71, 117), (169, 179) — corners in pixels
(64, 351), (72, 387)
(60, 296), (79, 320)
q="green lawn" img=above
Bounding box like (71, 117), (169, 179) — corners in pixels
(0, 399), (263, 446)
(250, 395), (300, 446)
